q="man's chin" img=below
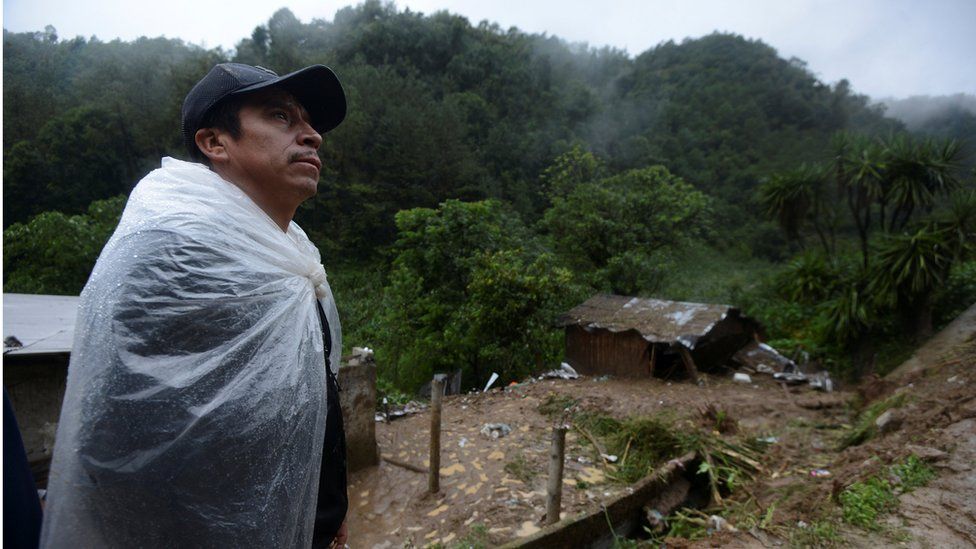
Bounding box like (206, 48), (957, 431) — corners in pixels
(297, 178), (319, 199)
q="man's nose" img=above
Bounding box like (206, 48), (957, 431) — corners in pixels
(299, 121), (323, 150)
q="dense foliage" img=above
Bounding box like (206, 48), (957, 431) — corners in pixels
(4, 2), (975, 389)
(751, 133), (974, 375)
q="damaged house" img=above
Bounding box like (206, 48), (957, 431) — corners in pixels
(557, 294), (782, 380)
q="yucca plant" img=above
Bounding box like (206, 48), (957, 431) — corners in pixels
(871, 224), (956, 340)
(757, 163), (835, 254)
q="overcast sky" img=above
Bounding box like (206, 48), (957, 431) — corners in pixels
(4, 0), (974, 99)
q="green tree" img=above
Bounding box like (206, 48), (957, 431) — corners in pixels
(541, 165), (710, 294)
(871, 192), (974, 341)
(882, 135), (963, 231)
(3, 196), (127, 295)
(539, 144), (604, 200)
(378, 200), (573, 391)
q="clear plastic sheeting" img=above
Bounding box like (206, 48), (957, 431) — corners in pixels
(40, 157), (341, 548)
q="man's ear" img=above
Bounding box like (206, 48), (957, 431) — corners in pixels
(195, 128), (230, 164)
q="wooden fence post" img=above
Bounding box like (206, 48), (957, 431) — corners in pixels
(546, 425), (568, 525)
(428, 374), (445, 493)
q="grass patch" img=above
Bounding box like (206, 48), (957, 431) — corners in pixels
(789, 520), (840, 547)
(838, 391), (908, 449)
(451, 523), (491, 549)
(838, 454), (936, 530)
(537, 393), (578, 417)
(890, 455), (935, 491)
(839, 477), (897, 529)
(503, 453), (536, 484)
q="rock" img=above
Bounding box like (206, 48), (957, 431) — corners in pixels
(875, 409), (903, 434)
(904, 444), (948, 461)
(733, 373), (752, 384)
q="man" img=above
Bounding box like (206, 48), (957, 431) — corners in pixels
(40, 63), (349, 548)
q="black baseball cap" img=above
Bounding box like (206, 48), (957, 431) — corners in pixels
(181, 63), (346, 155)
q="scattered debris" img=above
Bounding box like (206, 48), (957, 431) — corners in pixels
(773, 369), (834, 392)
(733, 341), (796, 373)
(773, 371), (807, 384)
(810, 469), (832, 478)
(459, 437), (469, 448)
(376, 400), (428, 422)
(733, 373), (752, 384)
(345, 346), (374, 366)
(484, 372), (500, 392)
(4, 335), (24, 350)
(645, 508), (666, 533)
(540, 362), (579, 380)
(481, 423), (512, 439)
(708, 514), (738, 533)
(808, 371), (834, 392)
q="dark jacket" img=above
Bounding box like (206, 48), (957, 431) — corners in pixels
(312, 304), (348, 546)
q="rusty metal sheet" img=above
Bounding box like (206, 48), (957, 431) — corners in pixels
(557, 294), (739, 348)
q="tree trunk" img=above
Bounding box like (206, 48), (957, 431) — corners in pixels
(851, 335), (875, 379)
(911, 294), (934, 342)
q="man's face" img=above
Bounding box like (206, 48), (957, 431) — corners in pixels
(220, 88), (323, 212)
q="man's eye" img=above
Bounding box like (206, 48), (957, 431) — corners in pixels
(273, 111), (289, 122)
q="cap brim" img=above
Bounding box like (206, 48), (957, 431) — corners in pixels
(231, 65), (346, 134)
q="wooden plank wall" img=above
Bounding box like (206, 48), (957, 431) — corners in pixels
(564, 326), (651, 378)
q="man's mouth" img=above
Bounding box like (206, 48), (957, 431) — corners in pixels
(292, 155), (322, 171)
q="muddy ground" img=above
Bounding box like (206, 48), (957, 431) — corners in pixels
(345, 304), (976, 548)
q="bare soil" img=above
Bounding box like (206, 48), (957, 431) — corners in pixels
(345, 304), (976, 548)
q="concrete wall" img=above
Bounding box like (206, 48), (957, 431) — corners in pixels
(338, 360), (379, 472)
(3, 355), (68, 469)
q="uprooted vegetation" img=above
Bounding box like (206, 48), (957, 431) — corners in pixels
(838, 389), (909, 449)
(533, 359), (955, 547)
(537, 392), (764, 538)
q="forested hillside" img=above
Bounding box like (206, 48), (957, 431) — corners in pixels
(5, 1), (974, 390)
(4, 2), (897, 237)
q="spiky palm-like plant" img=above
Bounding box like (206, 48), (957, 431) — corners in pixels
(872, 224), (956, 340)
(757, 163), (834, 254)
(883, 135), (963, 231)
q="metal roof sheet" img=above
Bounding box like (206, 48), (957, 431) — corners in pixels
(557, 294), (737, 347)
(3, 293), (80, 356)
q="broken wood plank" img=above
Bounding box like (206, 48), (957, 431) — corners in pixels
(678, 346), (700, 384)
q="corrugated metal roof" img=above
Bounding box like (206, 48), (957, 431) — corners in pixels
(557, 294), (736, 348)
(3, 293), (80, 356)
